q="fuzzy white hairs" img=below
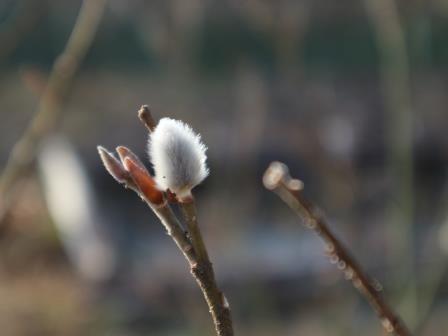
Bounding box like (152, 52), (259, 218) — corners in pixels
(148, 118), (209, 199)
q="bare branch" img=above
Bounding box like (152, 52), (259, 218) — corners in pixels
(180, 197), (210, 263)
(180, 197), (234, 336)
(264, 161), (412, 336)
(0, 0), (108, 223)
(98, 141), (234, 336)
(363, 0), (417, 323)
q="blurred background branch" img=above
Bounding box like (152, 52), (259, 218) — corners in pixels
(363, 0), (417, 326)
(0, 0), (46, 63)
(264, 161), (411, 336)
(0, 0), (107, 226)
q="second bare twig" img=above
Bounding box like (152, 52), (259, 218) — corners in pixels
(263, 161), (412, 336)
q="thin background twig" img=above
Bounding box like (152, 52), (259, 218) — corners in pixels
(363, 0), (417, 325)
(0, 0), (108, 224)
(0, 0), (46, 63)
(263, 161), (412, 336)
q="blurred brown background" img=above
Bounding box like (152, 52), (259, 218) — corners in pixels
(1, 0), (448, 335)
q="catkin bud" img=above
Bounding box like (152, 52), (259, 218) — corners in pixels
(148, 118), (209, 199)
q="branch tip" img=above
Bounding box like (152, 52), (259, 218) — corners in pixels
(97, 145), (129, 184)
(138, 104), (157, 132)
(263, 161), (288, 189)
(263, 161), (304, 192)
(96, 145), (108, 156)
(267, 161), (411, 336)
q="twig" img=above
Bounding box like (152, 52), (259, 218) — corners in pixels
(0, 0), (45, 63)
(180, 197), (210, 263)
(138, 105), (157, 132)
(98, 115), (234, 335)
(179, 196), (233, 335)
(99, 146), (195, 261)
(128, 156), (234, 336)
(0, 0), (107, 223)
(263, 161), (412, 336)
(190, 257), (234, 336)
(413, 183), (448, 333)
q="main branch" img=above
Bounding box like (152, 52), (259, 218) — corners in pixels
(98, 141), (234, 336)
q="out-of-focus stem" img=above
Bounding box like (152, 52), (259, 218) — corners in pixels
(415, 188), (448, 332)
(264, 162), (412, 336)
(363, 0), (417, 323)
(0, 0), (45, 63)
(0, 0), (107, 222)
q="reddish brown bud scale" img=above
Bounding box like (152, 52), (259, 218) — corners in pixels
(123, 157), (164, 206)
(116, 146), (149, 173)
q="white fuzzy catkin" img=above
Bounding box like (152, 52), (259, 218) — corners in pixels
(148, 118), (209, 198)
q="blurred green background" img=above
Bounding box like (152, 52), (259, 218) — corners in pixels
(1, 0), (448, 335)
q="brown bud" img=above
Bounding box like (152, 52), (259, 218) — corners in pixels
(138, 105), (157, 132)
(123, 157), (164, 206)
(116, 146), (148, 173)
(97, 146), (130, 184)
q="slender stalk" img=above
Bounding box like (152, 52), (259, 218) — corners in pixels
(150, 202), (196, 265)
(180, 197), (234, 336)
(0, 0), (45, 63)
(0, 0), (108, 223)
(263, 161), (411, 336)
(363, 0), (417, 323)
(414, 186), (448, 331)
(180, 197), (209, 263)
(152, 200), (234, 336)
(190, 259), (234, 336)
(139, 105), (234, 335)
